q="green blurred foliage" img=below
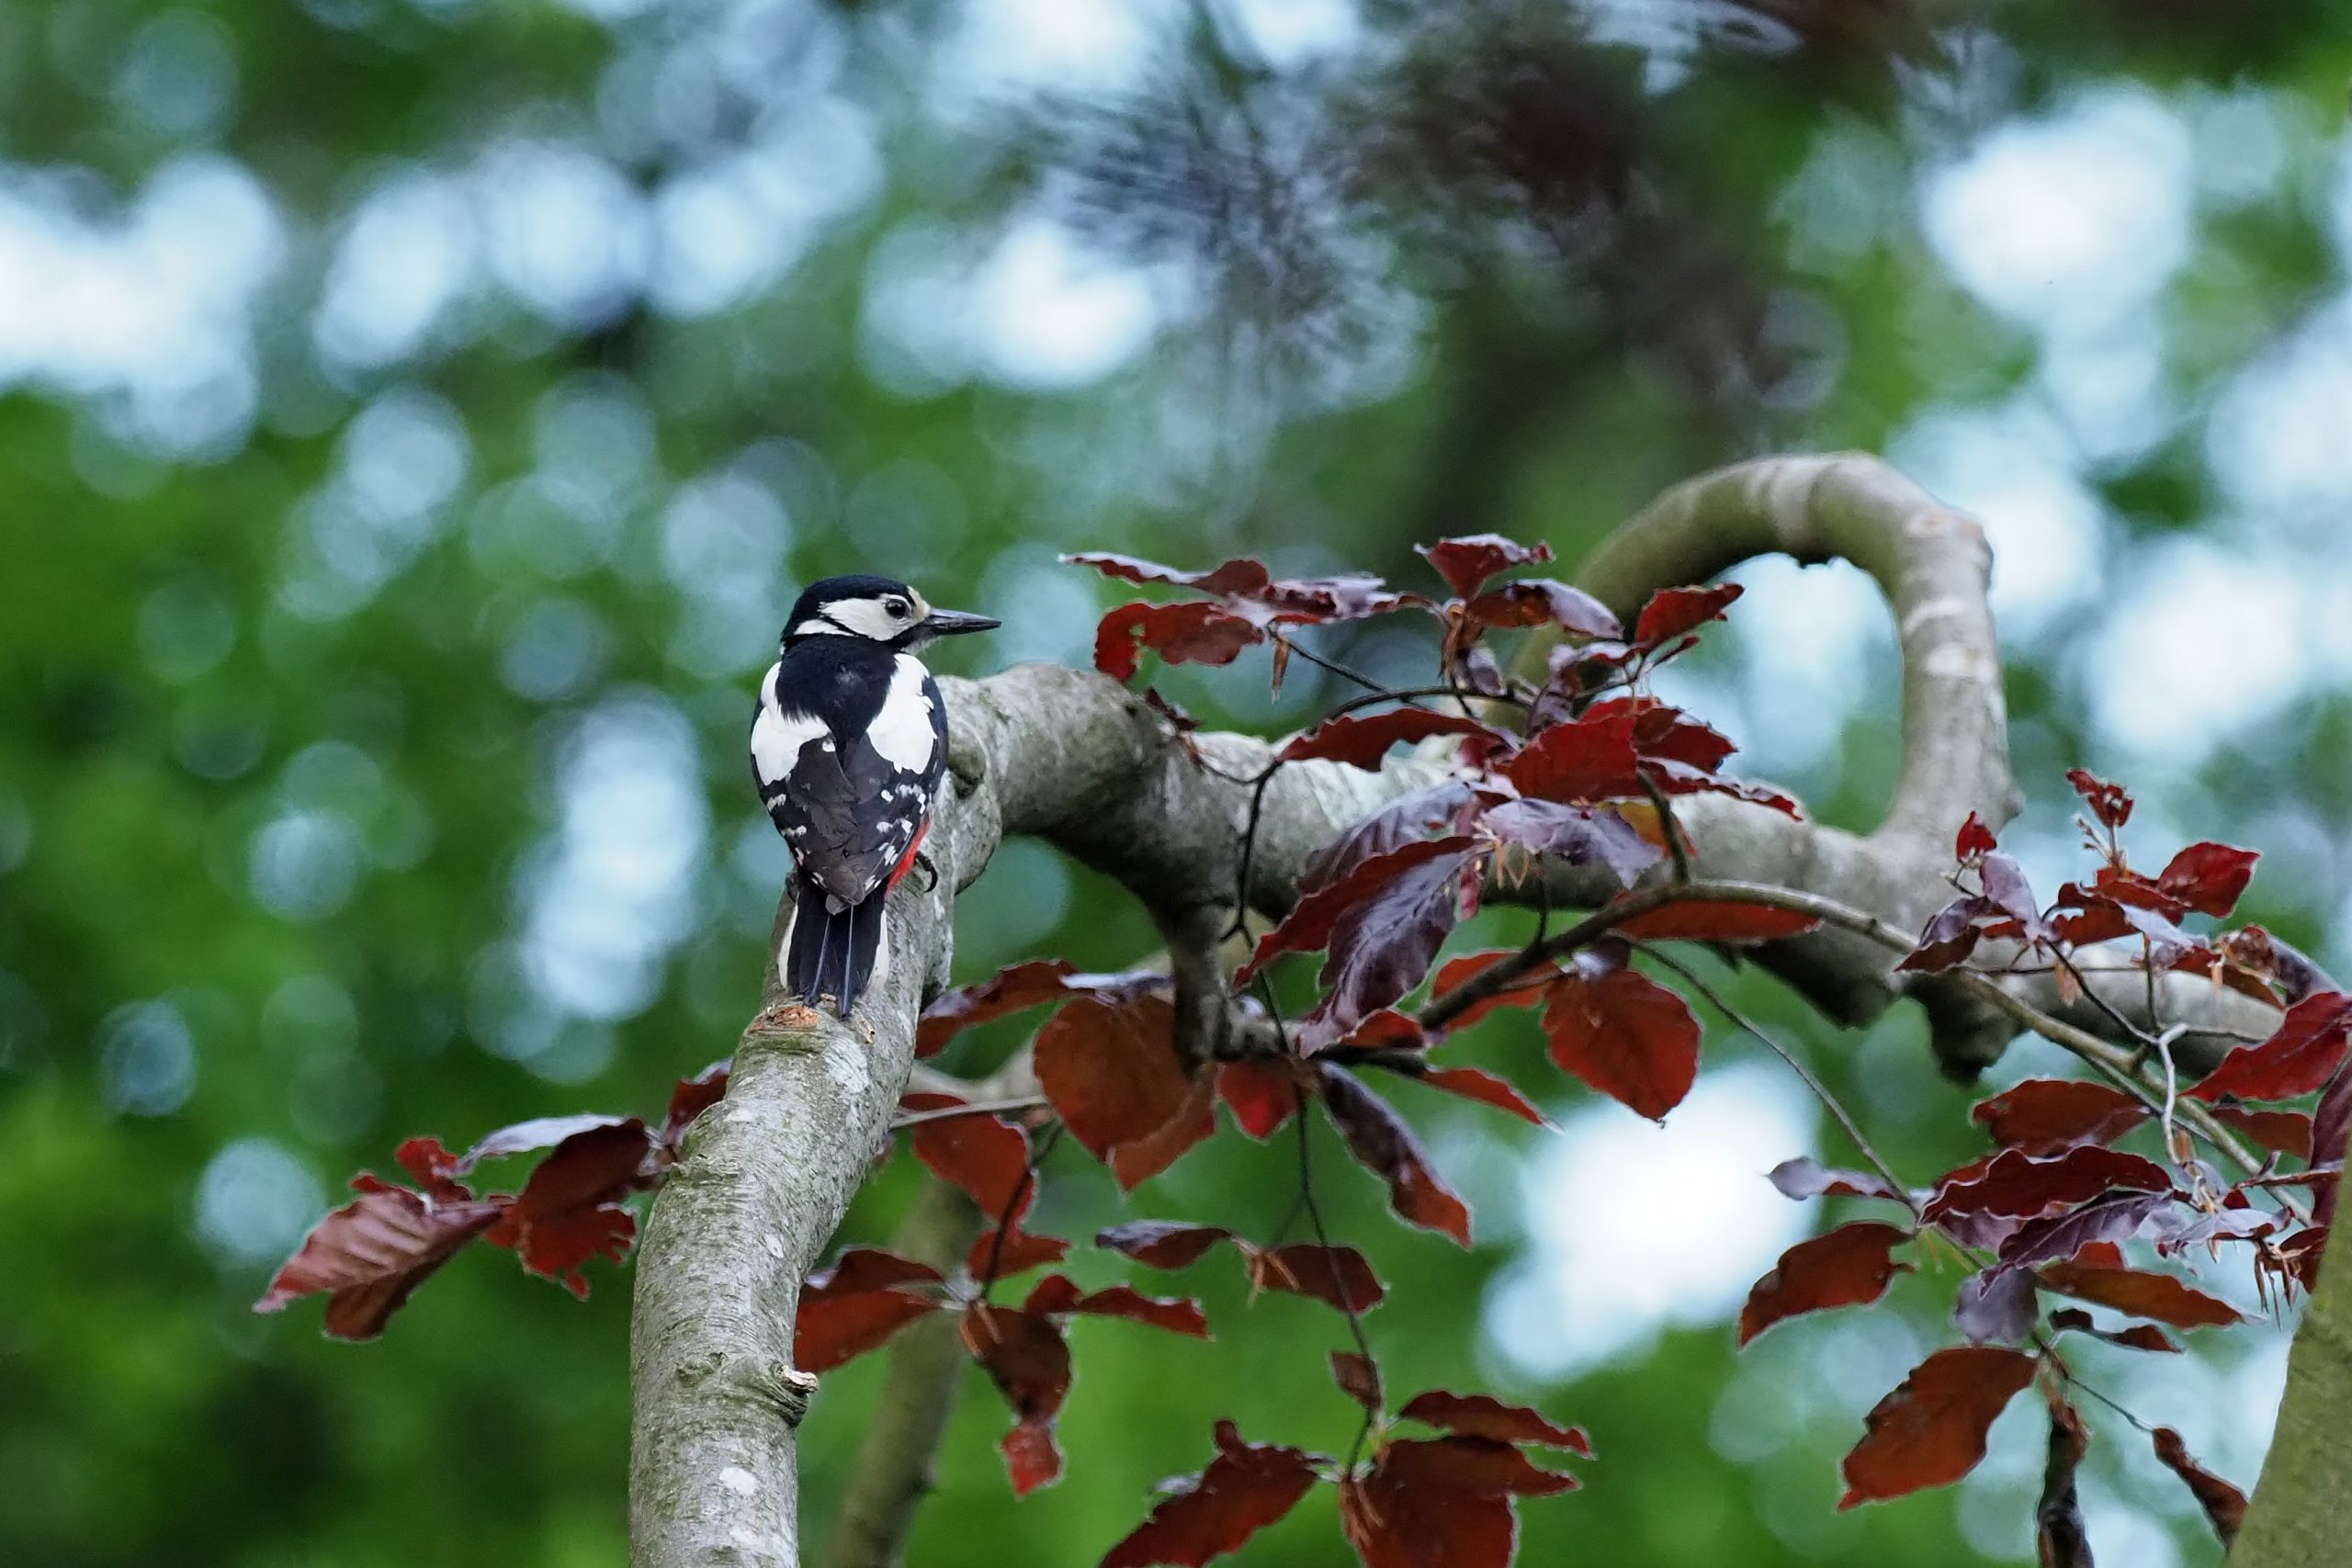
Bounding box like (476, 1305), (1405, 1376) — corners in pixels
(2, 0), (2347, 1564)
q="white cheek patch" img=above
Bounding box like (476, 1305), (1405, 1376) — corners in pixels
(869, 656), (940, 774)
(790, 617), (847, 638)
(827, 598), (904, 640)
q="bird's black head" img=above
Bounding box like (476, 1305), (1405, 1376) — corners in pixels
(781, 574), (1000, 649)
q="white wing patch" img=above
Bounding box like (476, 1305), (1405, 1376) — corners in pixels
(869, 655), (939, 773)
(750, 662), (827, 784)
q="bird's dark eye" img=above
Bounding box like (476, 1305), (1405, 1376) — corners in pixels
(884, 597), (911, 618)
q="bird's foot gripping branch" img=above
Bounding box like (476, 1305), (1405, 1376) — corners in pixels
(254, 455), (2346, 1568)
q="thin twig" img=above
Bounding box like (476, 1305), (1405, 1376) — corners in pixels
(1272, 634), (1389, 694)
(1638, 773), (1692, 885)
(889, 1097), (1049, 1132)
(978, 1122), (1064, 1297)
(1226, 766), (1283, 942)
(1256, 973), (1380, 1472)
(1323, 683), (1527, 719)
(1636, 942), (1916, 1215)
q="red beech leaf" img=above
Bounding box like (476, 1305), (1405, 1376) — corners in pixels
(1428, 949), (1550, 1034)
(1332, 1351), (1384, 1413)
(1972, 1079), (2149, 1156)
(1634, 582), (1742, 649)
(1094, 601), (1264, 682)
(1923, 1145), (2173, 1224)
(1897, 895), (1998, 974)
(1416, 1066), (1548, 1126)
(1107, 1071), (1217, 1191)
(796, 1291), (941, 1373)
(662, 1061), (730, 1155)
(391, 1136), (465, 1197)
(915, 960), (1167, 1057)
(1337, 1010), (1429, 1049)
(1036, 995), (1193, 1165)
(1738, 1222), (1913, 1346)
(1766, 1156), (1905, 1202)
(1064, 551), (1273, 597)
(1956, 812), (1999, 861)
(1099, 1420), (1321, 1568)
(1838, 1346), (2039, 1507)
(1397, 1392), (1591, 1455)
(961, 1304), (1072, 1497)
(1239, 837), (1478, 984)
(2050, 1307), (2179, 1352)
(1980, 852), (2041, 929)
(1249, 1242), (1387, 1314)
(2036, 1261), (2246, 1329)
(1023, 1274), (1210, 1337)
(2065, 769), (2133, 829)
(1585, 695), (1737, 773)
(2153, 1427), (2245, 1544)
(255, 1186), (504, 1340)
(1541, 958), (1702, 1121)
(460, 1113), (634, 1172)
(900, 1092), (1034, 1221)
(484, 1119), (654, 1296)
(2157, 842), (2259, 919)
(795, 1247), (948, 1372)
(2188, 991), (2352, 1103)
(2037, 1388), (2093, 1568)
(1096, 1221), (1235, 1271)
(969, 1225), (1070, 1280)
(1216, 1058), (1310, 1140)
(2211, 1106), (2313, 1158)
(1464, 579), (1620, 638)
(1281, 709), (1506, 769)
(1299, 782), (1484, 897)
(1639, 757), (1803, 818)
(1480, 797), (1662, 887)
(1953, 1264), (2040, 1345)
(1296, 844), (1482, 1050)
(1340, 1436), (1576, 1568)
(1504, 710), (1641, 804)
(1610, 901), (1822, 942)
(1418, 534), (1552, 598)
(807, 1247), (946, 1296)
(1998, 1191), (2173, 1269)
(1001, 1420), (1062, 1498)
(1064, 552), (1405, 627)
(916, 958), (1076, 1055)
(2317, 1066), (2352, 1178)
(1318, 1065), (1473, 1247)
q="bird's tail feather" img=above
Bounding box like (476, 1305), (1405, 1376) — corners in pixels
(784, 877), (885, 1018)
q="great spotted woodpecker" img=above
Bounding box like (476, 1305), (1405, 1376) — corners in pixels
(750, 575), (997, 1017)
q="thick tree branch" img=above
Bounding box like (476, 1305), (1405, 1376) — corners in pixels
(2235, 1226), (2352, 1566)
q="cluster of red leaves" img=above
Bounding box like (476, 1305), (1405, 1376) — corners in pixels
(1899, 773), (2265, 999)
(1096, 1392), (1589, 1568)
(1722, 775), (2326, 1531)
(255, 1063), (729, 1337)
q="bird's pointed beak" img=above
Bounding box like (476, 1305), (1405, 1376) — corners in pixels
(919, 607), (999, 637)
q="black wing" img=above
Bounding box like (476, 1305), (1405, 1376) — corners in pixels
(770, 733), (930, 908)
